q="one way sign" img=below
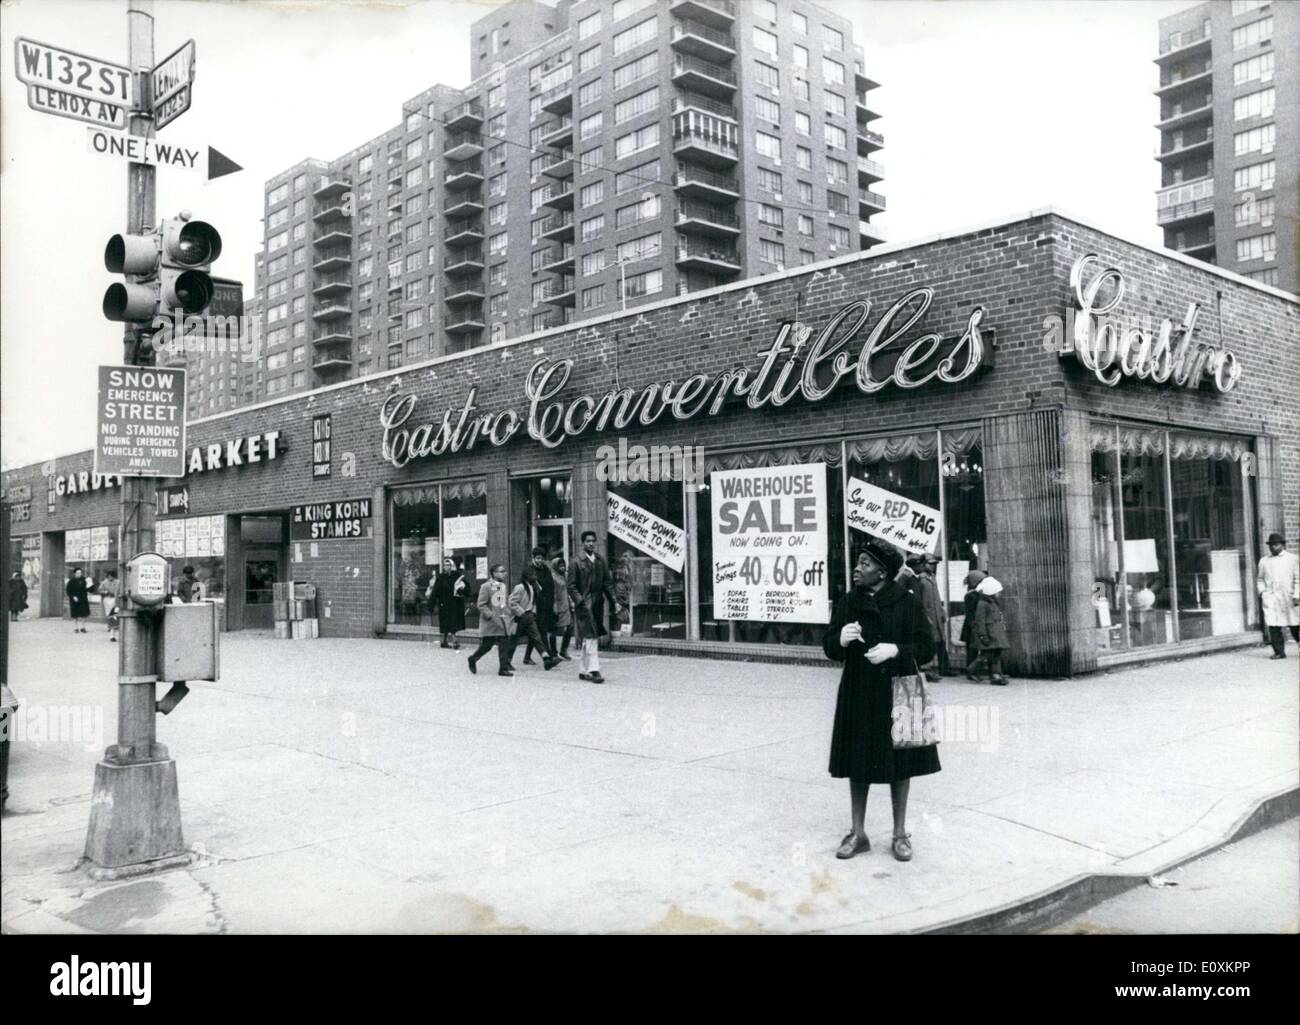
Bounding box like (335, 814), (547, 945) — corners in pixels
(86, 127), (242, 180)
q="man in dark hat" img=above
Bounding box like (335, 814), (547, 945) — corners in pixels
(910, 553), (949, 680)
(1257, 532), (1299, 659)
(176, 565), (198, 603)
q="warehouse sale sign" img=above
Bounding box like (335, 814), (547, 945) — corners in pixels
(710, 463), (829, 623)
(845, 478), (942, 555)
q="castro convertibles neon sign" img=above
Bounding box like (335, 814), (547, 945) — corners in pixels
(380, 291), (988, 468)
(1067, 254), (1242, 393)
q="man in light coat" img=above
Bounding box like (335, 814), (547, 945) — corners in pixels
(468, 563), (516, 676)
(1257, 532), (1300, 659)
(567, 530), (621, 684)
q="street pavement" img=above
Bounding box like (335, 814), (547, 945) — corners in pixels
(2, 618), (1296, 934)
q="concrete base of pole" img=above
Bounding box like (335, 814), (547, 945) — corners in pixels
(84, 757), (186, 869)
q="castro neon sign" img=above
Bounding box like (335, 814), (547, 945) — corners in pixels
(380, 291), (988, 468)
(1067, 254), (1242, 393)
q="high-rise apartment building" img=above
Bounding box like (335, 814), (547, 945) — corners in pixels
(1155, 0), (1297, 293)
(245, 0), (884, 402)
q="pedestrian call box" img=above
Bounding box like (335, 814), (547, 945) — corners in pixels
(158, 601), (220, 682)
(125, 551), (170, 606)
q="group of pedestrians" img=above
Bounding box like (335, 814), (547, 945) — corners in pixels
(63, 567), (121, 641)
(893, 553), (1009, 686)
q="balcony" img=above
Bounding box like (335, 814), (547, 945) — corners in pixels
(541, 243), (575, 273)
(540, 80), (573, 115)
(312, 248), (351, 272)
(857, 156), (885, 185)
(1156, 98), (1213, 131)
(312, 226), (352, 248)
(541, 149), (574, 179)
(1156, 133), (1213, 163)
(855, 70), (880, 93)
(672, 54), (736, 98)
(386, 277), (402, 294)
(858, 128), (884, 155)
(541, 276), (576, 307)
(445, 162), (485, 190)
(673, 166), (740, 201)
(669, 0), (734, 29)
(312, 302), (352, 322)
(445, 308), (486, 334)
(444, 130), (484, 161)
(855, 92), (881, 124)
(445, 279), (486, 305)
(669, 19), (736, 62)
(675, 200), (740, 238)
(1156, 181), (1215, 226)
(540, 116), (574, 149)
(444, 193), (485, 219)
(1156, 26), (1211, 63)
(858, 188), (886, 214)
(859, 220), (887, 247)
(312, 202), (351, 224)
(444, 220), (485, 246)
(444, 247), (485, 274)
(444, 99), (484, 131)
(675, 239), (740, 272)
(312, 178), (351, 201)
(312, 273), (352, 298)
(313, 349), (353, 371)
(541, 181), (575, 210)
(312, 327), (352, 345)
(1174, 236), (1216, 259)
(1155, 65), (1213, 97)
(671, 94), (737, 122)
(672, 125), (738, 167)
(536, 210), (575, 242)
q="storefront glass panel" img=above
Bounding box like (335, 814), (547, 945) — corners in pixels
(12, 534), (41, 617)
(157, 514), (227, 602)
(607, 479), (686, 639)
(63, 526), (118, 616)
(389, 481), (486, 630)
(940, 430), (987, 648)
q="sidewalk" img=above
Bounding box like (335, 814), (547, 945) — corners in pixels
(2, 618), (1296, 934)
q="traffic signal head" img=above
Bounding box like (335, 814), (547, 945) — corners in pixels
(162, 215), (222, 267)
(102, 212), (223, 324)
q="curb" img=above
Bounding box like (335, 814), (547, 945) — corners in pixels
(920, 785), (1300, 935)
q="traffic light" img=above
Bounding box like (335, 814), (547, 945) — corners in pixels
(103, 211), (223, 323)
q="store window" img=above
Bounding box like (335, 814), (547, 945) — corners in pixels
(63, 526), (118, 615)
(389, 480), (487, 629)
(607, 480), (686, 640)
(156, 514), (227, 601)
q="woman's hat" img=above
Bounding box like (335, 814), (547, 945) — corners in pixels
(976, 576), (1003, 597)
(964, 570), (988, 589)
(1267, 532), (1285, 546)
(859, 541), (903, 578)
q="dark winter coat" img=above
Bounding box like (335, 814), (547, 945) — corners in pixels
(9, 577), (29, 613)
(959, 589), (981, 646)
(971, 594), (1009, 651)
(431, 571), (467, 633)
(824, 580), (941, 783)
(65, 575), (91, 619)
(531, 562), (556, 634)
(913, 571), (945, 643)
(567, 552), (617, 641)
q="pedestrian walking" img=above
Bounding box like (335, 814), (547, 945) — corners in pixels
(969, 576), (1009, 685)
(567, 530), (621, 684)
(511, 564), (560, 671)
(825, 541), (939, 863)
(467, 563), (516, 677)
(959, 569), (987, 676)
(522, 547), (556, 663)
(909, 554), (949, 681)
(65, 568), (91, 632)
(550, 556), (573, 659)
(8, 571), (28, 621)
(1257, 532), (1300, 659)
(176, 565), (198, 602)
(429, 557), (467, 649)
(99, 570), (121, 642)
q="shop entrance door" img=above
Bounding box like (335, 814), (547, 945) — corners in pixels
(529, 475), (573, 565)
(241, 515), (285, 629)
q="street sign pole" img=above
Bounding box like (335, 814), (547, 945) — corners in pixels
(85, 0), (189, 876)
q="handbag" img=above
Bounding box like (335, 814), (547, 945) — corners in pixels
(891, 663), (939, 749)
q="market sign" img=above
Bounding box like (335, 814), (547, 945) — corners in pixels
(95, 365), (187, 478)
(290, 499), (373, 542)
(845, 478), (941, 556)
(184, 431), (282, 474)
(1063, 253), (1241, 393)
(710, 463), (829, 624)
(607, 494), (686, 573)
(380, 292), (990, 468)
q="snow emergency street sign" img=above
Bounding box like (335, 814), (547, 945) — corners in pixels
(13, 36), (133, 130)
(95, 365), (188, 479)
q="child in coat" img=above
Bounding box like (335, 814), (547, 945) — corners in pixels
(969, 576), (1009, 686)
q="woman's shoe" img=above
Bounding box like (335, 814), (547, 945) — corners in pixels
(891, 834), (913, 862)
(991, 675), (1008, 686)
(835, 832), (870, 859)
(440, 640), (450, 649)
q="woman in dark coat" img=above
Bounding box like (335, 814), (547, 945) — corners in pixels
(8, 571), (28, 620)
(429, 557), (467, 649)
(825, 540), (939, 863)
(65, 568), (92, 632)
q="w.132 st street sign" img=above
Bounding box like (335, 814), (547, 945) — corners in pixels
(13, 36), (133, 129)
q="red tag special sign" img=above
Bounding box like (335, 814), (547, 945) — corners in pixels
(95, 365), (187, 478)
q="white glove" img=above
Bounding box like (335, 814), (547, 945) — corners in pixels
(865, 642), (899, 665)
(839, 622), (863, 647)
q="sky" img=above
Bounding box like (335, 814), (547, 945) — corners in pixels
(0, 0), (1187, 470)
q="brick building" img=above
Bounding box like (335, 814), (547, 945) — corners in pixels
(5, 211), (1297, 677)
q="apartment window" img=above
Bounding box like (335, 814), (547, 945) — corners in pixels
(825, 91), (847, 118)
(614, 51), (658, 90)
(615, 194), (659, 228)
(580, 180), (605, 208)
(579, 147), (605, 173)
(293, 197), (307, 217)
(577, 11), (601, 39)
(613, 16), (656, 56)
(793, 44), (809, 69)
(824, 123), (848, 151)
(404, 337), (422, 358)
(753, 27), (779, 57)
(793, 11), (809, 34)
(487, 113), (506, 140)
(489, 294), (508, 318)
(292, 295), (306, 315)
(489, 143), (506, 167)
(757, 0), (778, 19)
(797, 214), (814, 236)
(827, 190), (851, 216)
(615, 123), (659, 158)
(267, 280), (287, 299)
(489, 263), (507, 287)
(1231, 0), (1267, 12)
(798, 249), (815, 266)
(292, 271), (305, 289)
(1234, 124), (1275, 156)
(387, 258), (402, 279)
(827, 156), (849, 183)
(292, 320), (306, 339)
(757, 166), (782, 194)
(829, 224), (851, 248)
(581, 215), (605, 242)
(406, 223), (423, 243)
(1233, 52), (1274, 85)
(292, 223), (307, 242)
(1244, 268), (1278, 286)
(582, 283), (606, 310)
(612, 0), (655, 21)
(795, 111), (811, 135)
(1231, 17), (1272, 49)
(268, 255), (288, 276)
(578, 78), (603, 107)
(268, 230), (288, 252)
(1234, 194), (1274, 226)
(1234, 159), (1275, 191)
(266, 327), (286, 347)
(796, 145), (812, 170)
(406, 137), (423, 161)
(756, 95), (781, 124)
(758, 203), (783, 228)
(267, 378), (287, 396)
(267, 352), (289, 371)
(797, 180), (814, 205)
(582, 251), (606, 276)
(407, 194), (424, 214)
(759, 239), (784, 266)
(756, 130), (781, 161)
(268, 207), (288, 229)
(358, 155), (373, 175)
(531, 248), (548, 273)
(490, 173), (507, 198)
(622, 268), (663, 300)
(824, 25), (845, 51)
(489, 233), (508, 257)
(1236, 233), (1276, 262)
(404, 253), (423, 273)
(267, 303), (287, 324)
(489, 202), (507, 226)
(823, 57), (845, 85)
(531, 184), (550, 213)
(754, 60), (779, 90)
(579, 45), (601, 73)
(530, 94), (544, 120)
(615, 86), (658, 124)
(268, 182), (289, 204)
(617, 158), (658, 194)
(617, 232), (661, 263)
(405, 308), (424, 330)
(580, 112), (604, 140)
(405, 167), (423, 188)
(405, 279), (424, 301)
(485, 84), (503, 109)
(794, 77), (810, 102)
(1233, 88), (1275, 121)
